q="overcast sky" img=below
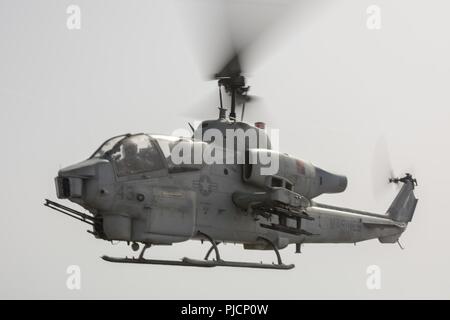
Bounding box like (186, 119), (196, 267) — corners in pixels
(1, 0), (449, 299)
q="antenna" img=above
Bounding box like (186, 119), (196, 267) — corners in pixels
(241, 99), (246, 121)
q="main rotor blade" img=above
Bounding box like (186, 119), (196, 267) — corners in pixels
(215, 54), (242, 79)
(176, 0), (318, 79)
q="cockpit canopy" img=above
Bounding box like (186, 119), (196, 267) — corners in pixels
(90, 134), (202, 177)
(91, 134), (165, 177)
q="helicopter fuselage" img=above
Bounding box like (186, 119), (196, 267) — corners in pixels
(54, 122), (407, 252)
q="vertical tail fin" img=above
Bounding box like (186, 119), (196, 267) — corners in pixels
(387, 174), (418, 223)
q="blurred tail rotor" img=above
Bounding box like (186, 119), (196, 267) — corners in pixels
(372, 136), (418, 201)
(372, 136), (399, 199)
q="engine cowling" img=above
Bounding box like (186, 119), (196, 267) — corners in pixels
(243, 149), (347, 199)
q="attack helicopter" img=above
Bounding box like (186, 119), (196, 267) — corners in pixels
(44, 1), (419, 270)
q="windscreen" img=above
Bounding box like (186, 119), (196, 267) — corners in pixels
(110, 135), (165, 177)
(90, 135), (127, 159)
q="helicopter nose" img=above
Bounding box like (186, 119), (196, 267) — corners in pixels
(55, 158), (107, 199)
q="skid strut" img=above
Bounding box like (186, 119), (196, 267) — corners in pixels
(204, 242), (221, 261)
(102, 231), (295, 270)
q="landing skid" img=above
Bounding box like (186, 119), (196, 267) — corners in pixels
(101, 255), (202, 267)
(182, 258), (294, 270)
(101, 256), (294, 270)
(102, 232), (295, 270)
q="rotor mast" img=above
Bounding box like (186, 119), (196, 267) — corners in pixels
(214, 54), (249, 122)
(217, 75), (248, 121)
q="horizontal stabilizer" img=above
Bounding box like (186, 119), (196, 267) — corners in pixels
(362, 219), (405, 228)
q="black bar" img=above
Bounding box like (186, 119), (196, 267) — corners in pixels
(0, 300), (443, 319)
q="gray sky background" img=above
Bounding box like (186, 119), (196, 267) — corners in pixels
(0, 0), (449, 299)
